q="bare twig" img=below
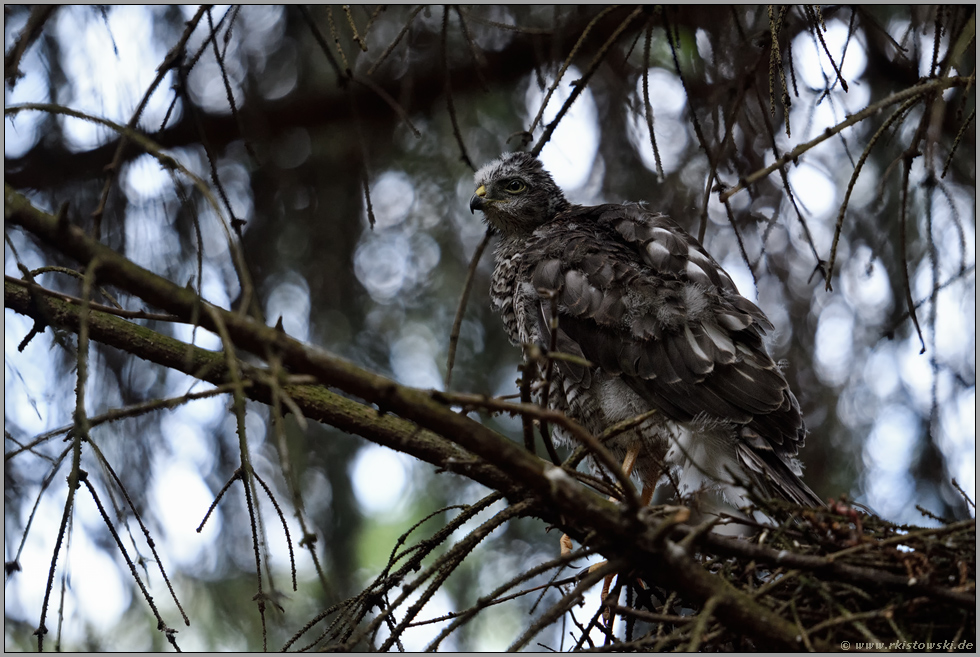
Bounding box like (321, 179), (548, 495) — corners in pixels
(373, 500), (534, 652)
(898, 152), (927, 354)
(5, 382), (247, 462)
(79, 476), (182, 650)
(804, 4), (848, 92)
(825, 97), (918, 284)
(942, 108), (975, 178)
(252, 470), (298, 592)
(442, 6), (475, 170)
(719, 76), (974, 202)
(4, 5), (57, 86)
(641, 23), (664, 181)
(527, 5), (619, 137)
(366, 5), (423, 76)
(4, 446), (71, 582)
(326, 5), (351, 75)
(509, 559), (625, 651)
(36, 258), (101, 651)
(299, 5), (347, 85)
(6, 275), (182, 324)
(532, 7), (643, 156)
(444, 227), (493, 389)
(84, 437), (190, 626)
(90, 6), (208, 238)
(343, 5), (368, 52)
(206, 8), (256, 159)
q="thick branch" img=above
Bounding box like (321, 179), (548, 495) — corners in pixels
(3, 276), (516, 499)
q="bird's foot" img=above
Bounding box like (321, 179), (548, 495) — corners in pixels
(560, 533), (574, 556)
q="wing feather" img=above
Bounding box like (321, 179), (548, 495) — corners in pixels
(522, 203), (809, 484)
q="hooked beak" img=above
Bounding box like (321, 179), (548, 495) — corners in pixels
(469, 184), (487, 214)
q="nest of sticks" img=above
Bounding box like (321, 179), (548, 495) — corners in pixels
(609, 497), (976, 651)
(286, 491), (975, 652)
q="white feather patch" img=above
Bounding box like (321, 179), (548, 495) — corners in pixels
(644, 240), (672, 268)
(683, 325), (711, 361)
(685, 260), (712, 285)
(703, 322), (736, 355)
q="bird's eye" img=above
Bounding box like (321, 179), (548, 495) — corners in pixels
(504, 179), (527, 194)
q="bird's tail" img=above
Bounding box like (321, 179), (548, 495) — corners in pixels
(735, 444), (825, 508)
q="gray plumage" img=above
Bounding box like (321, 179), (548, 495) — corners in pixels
(470, 152), (822, 509)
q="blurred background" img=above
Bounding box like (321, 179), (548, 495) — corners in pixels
(4, 5), (975, 651)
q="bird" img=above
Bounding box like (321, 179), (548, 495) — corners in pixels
(469, 151), (823, 513)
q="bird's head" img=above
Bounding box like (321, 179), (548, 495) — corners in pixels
(469, 152), (569, 236)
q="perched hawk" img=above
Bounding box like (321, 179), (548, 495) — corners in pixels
(470, 152), (822, 510)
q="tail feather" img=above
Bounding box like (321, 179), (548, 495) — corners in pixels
(735, 444), (824, 508)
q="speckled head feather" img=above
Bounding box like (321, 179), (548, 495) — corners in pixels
(470, 152), (570, 235)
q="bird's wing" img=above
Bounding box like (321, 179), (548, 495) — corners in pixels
(525, 204), (820, 505)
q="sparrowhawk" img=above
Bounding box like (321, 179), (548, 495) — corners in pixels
(469, 151), (822, 510)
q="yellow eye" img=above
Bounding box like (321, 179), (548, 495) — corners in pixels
(504, 179), (527, 194)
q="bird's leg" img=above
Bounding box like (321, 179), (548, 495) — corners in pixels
(619, 441), (641, 482)
(596, 442), (645, 628)
(561, 442), (644, 555)
(561, 443), (651, 630)
(640, 481), (655, 506)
